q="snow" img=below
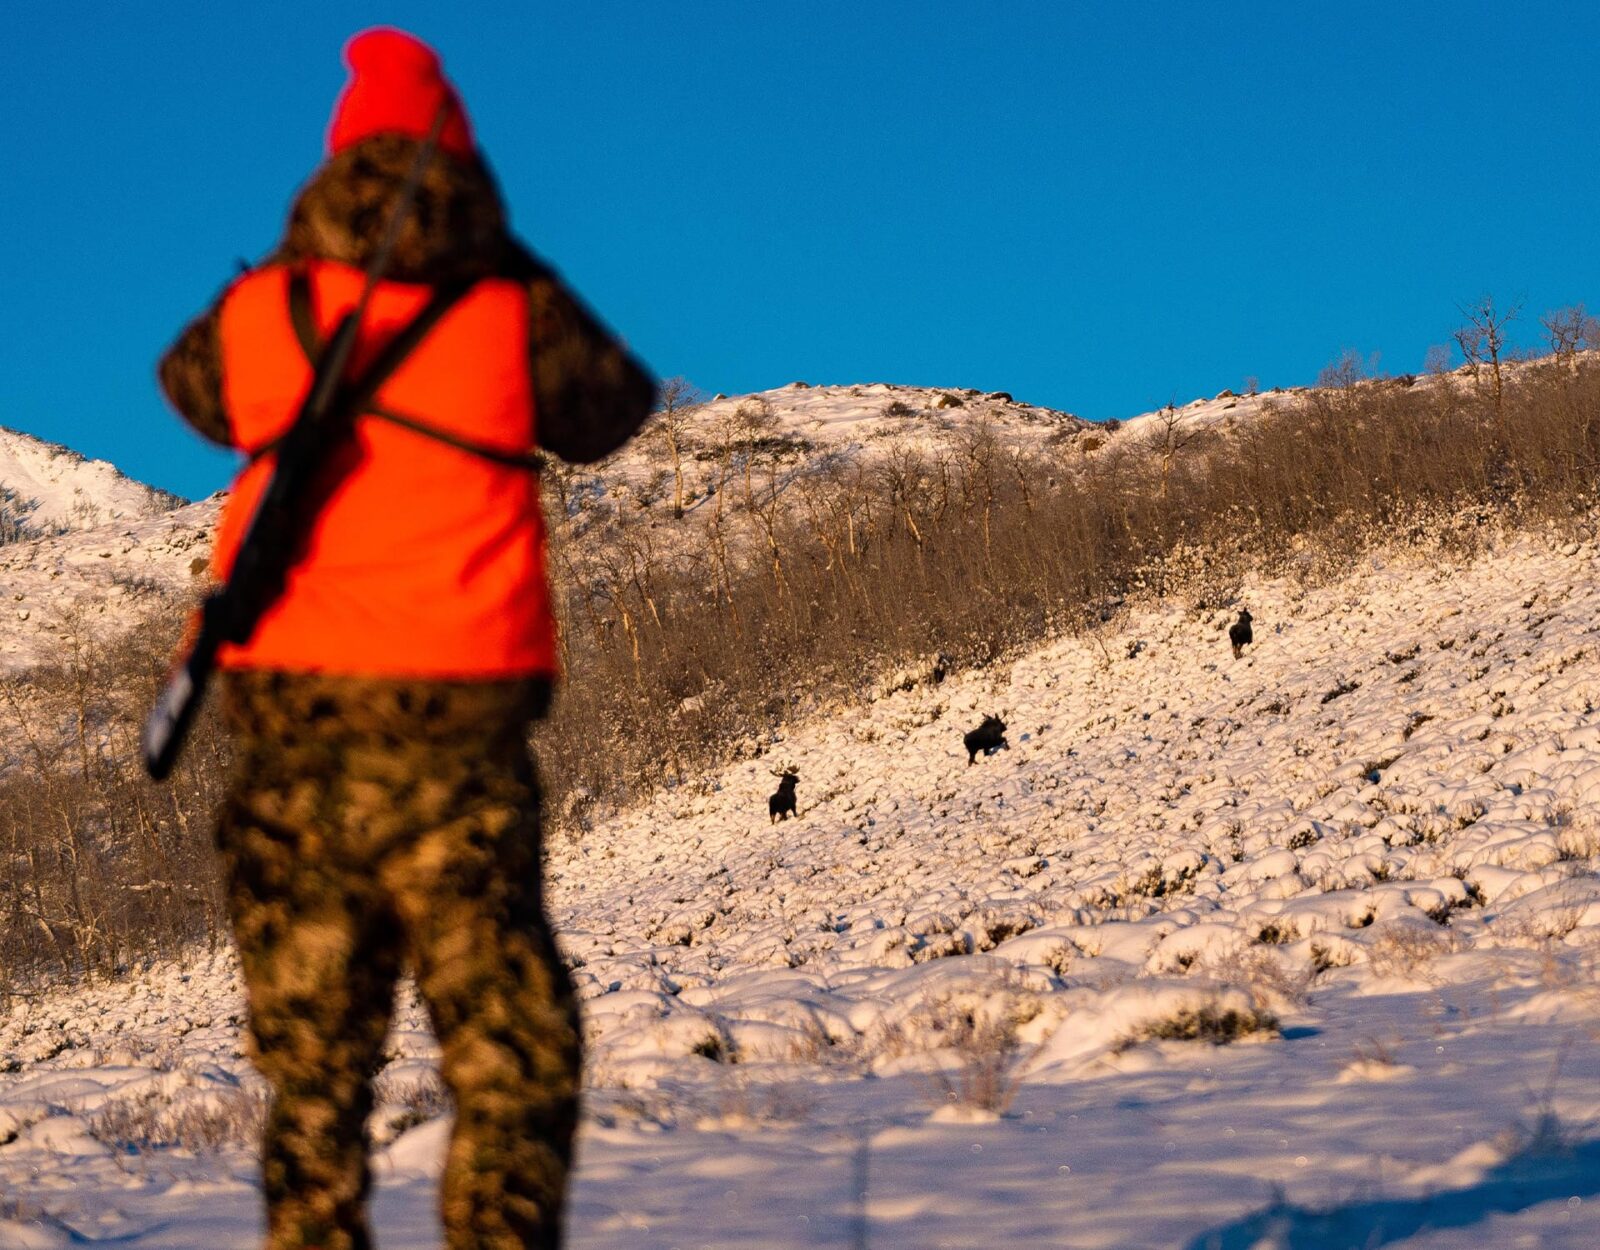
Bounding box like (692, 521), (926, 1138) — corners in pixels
(0, 425), (181, 535)
(0, 422), (217, 672)
(4, 500), (1600, 1244)
(0, 495), (220, 671)
(0, 367), (1513, 676)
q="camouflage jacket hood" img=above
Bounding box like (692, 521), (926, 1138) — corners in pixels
(160, 135), (656, 465)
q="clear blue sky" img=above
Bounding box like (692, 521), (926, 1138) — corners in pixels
(5, 2), (1597, 500)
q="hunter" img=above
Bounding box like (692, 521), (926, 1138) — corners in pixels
(157, 27), (654, 1250)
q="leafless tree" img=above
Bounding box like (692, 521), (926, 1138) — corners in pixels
(1316, 348), (1377, 392)
(1145, 403), (1199, 504)
(1541, 304), (1599, 371)
(876, 442), (930, 548)
(1454, 296), (1521, 433)
(734, 396), (779, 510)
(649, 377), (702, 519)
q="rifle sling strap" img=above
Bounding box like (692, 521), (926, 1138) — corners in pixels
(259, 269), (540, 471)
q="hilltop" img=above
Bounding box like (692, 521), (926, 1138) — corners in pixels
(0, 361), (1544, 674)
(0, 425), (183, 535)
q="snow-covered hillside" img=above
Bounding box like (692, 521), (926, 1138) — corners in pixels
(0, 426), (182, 535)
(0, 424), (215, 671)
(0, 496), (219, 671)
(0, 364), (1522, 675)
(5, 523), (1600, 1248)
(593, 381), (1085, 489)
(0, 383), (1084, 675)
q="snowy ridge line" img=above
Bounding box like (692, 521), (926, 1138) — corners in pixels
(0, 424), (183, 536)
(1, 382), (1078, 677)
(6, 522), (1600, 1246)
(0, 354), (1570, 678)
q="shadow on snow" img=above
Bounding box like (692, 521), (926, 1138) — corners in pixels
(1183, 1137), (1600, 1250)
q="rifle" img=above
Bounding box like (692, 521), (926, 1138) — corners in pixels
(142, 107), (457, 781)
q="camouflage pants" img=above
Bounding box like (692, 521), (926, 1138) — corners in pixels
(217, 671), (581, 1250)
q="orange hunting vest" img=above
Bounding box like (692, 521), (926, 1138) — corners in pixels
(213, 260), (556, 678)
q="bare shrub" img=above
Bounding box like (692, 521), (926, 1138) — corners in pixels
(1542, 304), (1599, 369)
(1127, 999), (1278, 1047)
(1497, 1049), (1592, 1157)
(860, 980), (1040, 1116)
(90, 1086), (268, 1154)
(923, 1004), (1030, 1116)
(0, 611), (229, 990)
(699, 1071), (814, 1125)
(372, 1068), (452, 1142)
(1198, 945), (1313, 1012)
(1490, 899), (1589, 949)
(0, 486), (46, 546)
(646, 377), (702, 520)
(1551, 806), (1600, 861)
(1349, 1034), (1401, 1070)
(1365, 923), (1463, 979)
(785, 1015), (847, 1067)
(1454, 296), (1521, 437)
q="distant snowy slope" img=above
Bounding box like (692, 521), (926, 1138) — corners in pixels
(0, 356), (1572, 677)
(552, 381), (1086, 524)
(675, 382), (1080, 456)
(0, 383), (1085, 673)
(0, 495), (219, 672)
(0, 424), (183, 533)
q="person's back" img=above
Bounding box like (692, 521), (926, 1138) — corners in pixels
(157, 28), (655, 1250)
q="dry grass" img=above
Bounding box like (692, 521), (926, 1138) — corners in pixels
(89, 1086), (267, 1155)
(1365, 923), (1464, 979)
(923, 1006), (1030, 1116)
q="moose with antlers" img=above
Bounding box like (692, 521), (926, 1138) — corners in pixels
(768, 767), (800, 823)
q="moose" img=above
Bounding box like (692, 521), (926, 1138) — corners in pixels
(768, 767), (800, 823)
(963, 714), (1008, 765)
(1229, 609), (1254, 659)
